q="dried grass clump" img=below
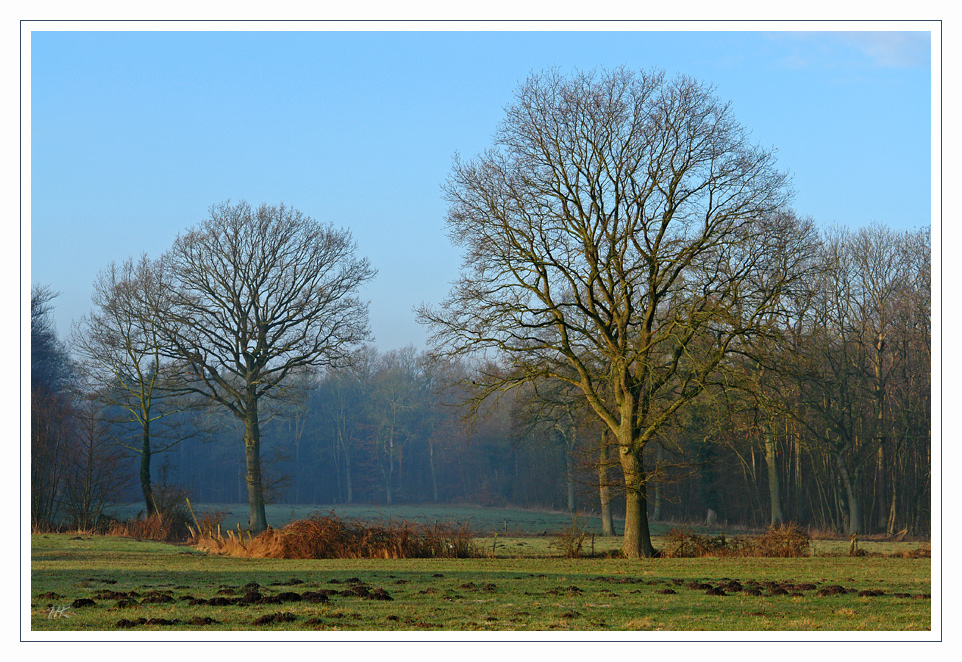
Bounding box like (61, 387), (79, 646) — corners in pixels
(752, 523), (811, 558)
(106, 512), (191, 543)
(193, 512), (482, 560)
(894, 544), (931, 559)
(660, 523), (810, 558)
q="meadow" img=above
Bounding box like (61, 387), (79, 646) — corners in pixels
(30, 505), (931, 634)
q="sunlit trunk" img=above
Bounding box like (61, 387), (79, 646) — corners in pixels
(598, 435), (614, 536)
(619, 442), (655, 558)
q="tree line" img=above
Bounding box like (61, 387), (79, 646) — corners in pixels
(30, 67), (930, 555)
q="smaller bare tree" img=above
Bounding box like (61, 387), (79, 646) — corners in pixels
(61, 398), (131, 531)
(73, 255), (205, 517)
(159, 201), (375, 533)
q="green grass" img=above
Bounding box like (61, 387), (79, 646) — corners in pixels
(30, 532), (931, 633)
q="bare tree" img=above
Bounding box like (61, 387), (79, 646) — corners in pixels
(369, 346), (420, 505)
(791, 224), (928, 535)
(61, 397), (131, 531)
(159, 201), (375, 533)
(511, 377), (588, 514)
(72, 255), (203, 517)
(31, 284), (73, 392)
(31, 285), (74, 529)
(31, 386), (73, 529)
(275, 366), (319, 504)
(419, 67), (812, 557)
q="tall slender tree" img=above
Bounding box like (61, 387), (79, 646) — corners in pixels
(72, 255), (202, 516)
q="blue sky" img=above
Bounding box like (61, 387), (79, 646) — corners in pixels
(27, 27), (934, 352)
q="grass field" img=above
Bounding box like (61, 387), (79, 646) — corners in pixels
(29, 523), (932, 634)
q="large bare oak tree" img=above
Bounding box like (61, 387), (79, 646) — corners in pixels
(160, 201), (375, 533)
(419, 67), (813, 558)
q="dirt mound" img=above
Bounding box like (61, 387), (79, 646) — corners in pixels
(301, 591), (331, 603)
(253, 612), (298, 625)
(188, 616), (219, 626)
(116, 617), (181, 627)
(815, 585), (850, 596)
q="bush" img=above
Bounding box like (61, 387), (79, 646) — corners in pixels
(550, 516), (589, 558)
(660, 523), (810, 558)
(106, 514), (181, 542)
(106, 480), (196, 543)
(193, 512), (483, 559)
(753, 523), (810, 557)
(660, 528), (742, 558)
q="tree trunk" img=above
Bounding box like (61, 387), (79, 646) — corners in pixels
(598, 436), (615, 536)
(763, 423), (784, 526)
(344, 444), (353, 504)
(293, 429), (301, 504)
(652, 441), (663, 522)
(141, 421), (155, 517)
(429, 439), (439, 502)
(834, 453), (860, 535)
(554, 424), (576, 513)
(619, 444), (655, 558)
(332, 431), (341, 504)
(886, 480), (897, 535)
(385, 434), (394, 505)
(243, 400), (269, 534)
(874, 442), (886, 533)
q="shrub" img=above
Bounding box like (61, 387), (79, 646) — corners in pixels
(193, 512), (482, 560)
(660, 528), (739, 558)
(753, 523), (811, 558)
(550, 516), (589, 558)
(107, 514), (176, 541)
(106, 483), (197, 543)
(660, 523), (810, 558)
